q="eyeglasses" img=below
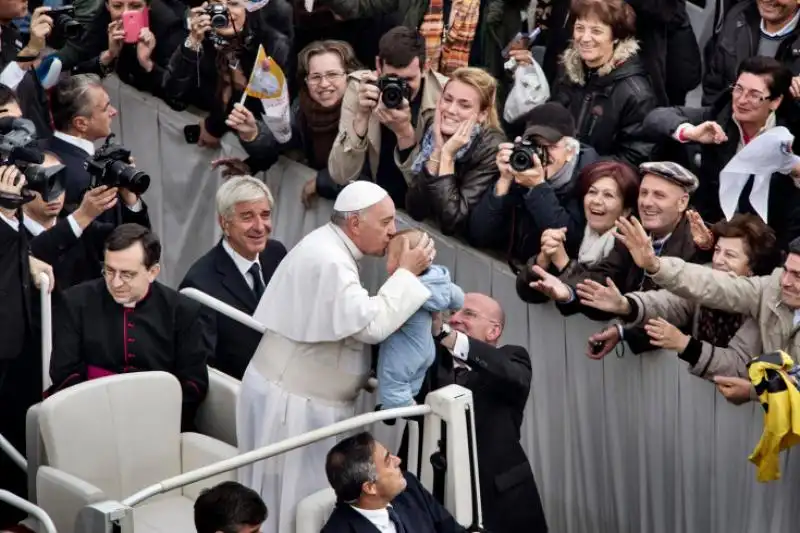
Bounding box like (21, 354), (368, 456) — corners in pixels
(457, 308), (501, 325)
(306, 71), (345, 87)
(730, 84), (769, 103)
(101, 266), (139, 284)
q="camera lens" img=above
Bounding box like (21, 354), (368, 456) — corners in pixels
(210, 12), (228, 28)
(109, 161), (150, 196)
(381, 86), (403, 109)
(61, 18), (83, 39)
(509, 148), (533, 172)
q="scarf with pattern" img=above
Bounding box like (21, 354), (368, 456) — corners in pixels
(419, 0), (481, 76)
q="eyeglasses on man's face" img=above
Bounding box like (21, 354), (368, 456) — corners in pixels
(101, 266), (140, 284)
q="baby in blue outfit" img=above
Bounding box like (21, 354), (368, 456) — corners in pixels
(377, 229), (465, 409)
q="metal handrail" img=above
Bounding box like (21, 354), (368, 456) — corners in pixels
(0, 490), (57, 533)
(0, 432), (26, 471)
(123, 404), (430, 507)
(40, 272), (52, 391)
(179, 288), (266, 333)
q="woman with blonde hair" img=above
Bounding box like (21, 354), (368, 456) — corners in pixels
(403, 67), (506, 236)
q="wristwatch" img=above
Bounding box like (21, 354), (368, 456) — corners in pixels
(434, 323), (452, 344)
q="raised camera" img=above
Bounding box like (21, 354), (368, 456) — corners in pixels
(85, 135), (150, 196)
(48, 6), (83, 40)
(509, 139), (549, 172)
(376, 75), (411, 109)
(0, 117), (65, 206)
(204, 4), (229, 29)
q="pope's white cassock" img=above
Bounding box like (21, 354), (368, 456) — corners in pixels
(237, 182), (431, 533)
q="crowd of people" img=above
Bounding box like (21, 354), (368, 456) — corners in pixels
(3, 0), (800, 531)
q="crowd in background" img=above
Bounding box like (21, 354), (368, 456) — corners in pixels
(3, 0), (800, 531)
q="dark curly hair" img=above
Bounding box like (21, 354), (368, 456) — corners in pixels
(711, 214), (781, 276)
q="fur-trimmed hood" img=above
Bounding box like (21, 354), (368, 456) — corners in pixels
(560, 38), (641, 86)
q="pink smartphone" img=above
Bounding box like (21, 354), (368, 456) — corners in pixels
(122, 9), (149, 44)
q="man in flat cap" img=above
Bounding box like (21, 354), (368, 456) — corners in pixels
(525, 161), (703, 357)
(239, 181), (436, 533)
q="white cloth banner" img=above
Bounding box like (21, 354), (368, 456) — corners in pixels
(719, 126), (800, 222)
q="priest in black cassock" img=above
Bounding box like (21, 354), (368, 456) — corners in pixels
(47, 223), (211, 430)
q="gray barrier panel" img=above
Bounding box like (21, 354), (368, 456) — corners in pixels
(104, 78), (800, 533)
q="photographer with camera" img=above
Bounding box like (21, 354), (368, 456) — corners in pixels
(0, 5), (55, 137)
(23, 152), (150, 288)
(163, 0), (292, 148)
(0, 163), (54, 527)
(47, 74), (150, 216)
(328, 26), (447, 208)
(468, 103), (599, 267)
(54, 0), (186, 99)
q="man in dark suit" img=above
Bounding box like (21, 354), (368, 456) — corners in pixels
(322, 431), (465, 533)
(0, 164), (55, 527)
(424, 292), (548, 533)
(22, 152), (151, 289)
(46, 74), (123, 209)
(180, 176), (287, 380)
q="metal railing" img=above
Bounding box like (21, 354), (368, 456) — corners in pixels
(0, 490), (57, 533)
(123, 404), (430, 507)
(40, 272), (52, 391)
(179, 288), (266, 333)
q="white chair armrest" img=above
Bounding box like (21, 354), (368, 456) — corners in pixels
(194, 368), (239, 447)
(296, 488), (337, 533)
(179, 433), (238, 500)
(37, 466), (106, 533)
(26, 403), (45, 504)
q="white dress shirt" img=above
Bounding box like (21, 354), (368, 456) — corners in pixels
(350, 505), (397, 533)
(222, 238), (263, 291)
(23, 214), (83, 238)
(0, 210), (19, 231)
(53, 131), (97, 156)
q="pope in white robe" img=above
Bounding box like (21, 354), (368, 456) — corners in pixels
(237, 182), (436, 533)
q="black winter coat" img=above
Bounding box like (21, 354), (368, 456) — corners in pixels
(162, 8), (292, 138)
(703, 0), (800, 106)
(467, 143), (598, 266)
(550, 39), (656, 167)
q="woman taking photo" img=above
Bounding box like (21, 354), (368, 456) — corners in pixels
(550, 0), (656, 166)
(163, 0), (292, 148)
(222, 40), (360, 205)
(402, 66), (506, 236)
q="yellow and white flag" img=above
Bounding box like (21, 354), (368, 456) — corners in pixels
(242, 45), (292, 143)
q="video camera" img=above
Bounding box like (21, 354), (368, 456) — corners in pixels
(509, 138), (550, 172)
(85, 135), (150, 195)
(0, 118), (65, 209)
(48, 6), (83, 41)
(372, 75), (411, 110)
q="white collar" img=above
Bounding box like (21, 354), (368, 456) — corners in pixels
(350, 505), (391, 528)
(761, 9), (800, 38)
(330, 223), (364, 261)
(53, 131), (96, 156)
(222, 238), (261, 278)
(22, 215), (54, 237)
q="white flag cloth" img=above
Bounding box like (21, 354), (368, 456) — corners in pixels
(719, 126), (800, 222)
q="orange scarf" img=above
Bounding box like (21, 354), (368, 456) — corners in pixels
(419, 0), (481, 75)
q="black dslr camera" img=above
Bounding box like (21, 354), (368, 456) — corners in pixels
(509, 138), (550, 172)
(85, 135), (150, 196)
(204, 4), (229, 28)
(0, 118), (64, 208)
(376, 75), (411, 109)
(48, 6), (83, 40)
